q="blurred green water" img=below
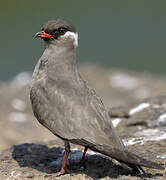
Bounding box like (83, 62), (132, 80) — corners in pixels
(0, 0), (166, 80)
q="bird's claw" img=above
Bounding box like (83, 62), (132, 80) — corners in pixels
(55, 167), (70, 177)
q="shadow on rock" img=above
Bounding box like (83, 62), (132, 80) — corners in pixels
(12, 143), (162, 179)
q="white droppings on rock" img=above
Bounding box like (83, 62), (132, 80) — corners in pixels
(109, 73), (139, 90)
(8, 112), (28, 122)
(123, 138), (144, 146)
(123, 128), (166, 146)
(145, 131), (166, 142)
(156, 154), (166, 159)
(11, 98), (26, 111)
(112, 118), (122, 127)
(134, 128), (166, 143)
(9, 171), (21, 178)
(158, 113), (166, 123)
(129, 103), (150, 115)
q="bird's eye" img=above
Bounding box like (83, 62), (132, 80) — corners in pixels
(58, 27), (67, 34)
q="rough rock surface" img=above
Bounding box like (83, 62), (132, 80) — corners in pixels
(1, 64), (166, 179)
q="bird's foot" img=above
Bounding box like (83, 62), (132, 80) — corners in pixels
(55, 167), (70, 177)
(45, 168), (70, 178)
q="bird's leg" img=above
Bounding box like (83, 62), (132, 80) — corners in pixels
(55, 141), (70, 177)
(80, 147), (88, 165)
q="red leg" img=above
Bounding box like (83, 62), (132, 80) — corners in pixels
(55, 141), (70, 177)
(81, 147), (88, 161)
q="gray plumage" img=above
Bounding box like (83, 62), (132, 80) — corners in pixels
(30, 19), (164, 174)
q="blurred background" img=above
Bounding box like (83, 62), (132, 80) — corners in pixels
(0, 0), (166, 81)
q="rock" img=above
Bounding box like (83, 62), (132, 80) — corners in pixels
(109, 95), (166, 138)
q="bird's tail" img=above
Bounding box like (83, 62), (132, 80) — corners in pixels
(89, 144), (164, 170)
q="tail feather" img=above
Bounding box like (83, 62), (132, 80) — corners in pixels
(89, 144), (164, 170)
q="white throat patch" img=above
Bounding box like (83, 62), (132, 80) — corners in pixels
(63, 31), (78, 47)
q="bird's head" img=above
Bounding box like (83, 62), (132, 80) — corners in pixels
(35, 19), (78, 48)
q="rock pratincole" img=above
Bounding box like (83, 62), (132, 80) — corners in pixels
(30, 19), (164, 176)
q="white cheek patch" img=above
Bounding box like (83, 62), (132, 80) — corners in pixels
(63, 31), (78, 47)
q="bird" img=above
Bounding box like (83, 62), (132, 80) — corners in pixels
(30, 19), (164, 176)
